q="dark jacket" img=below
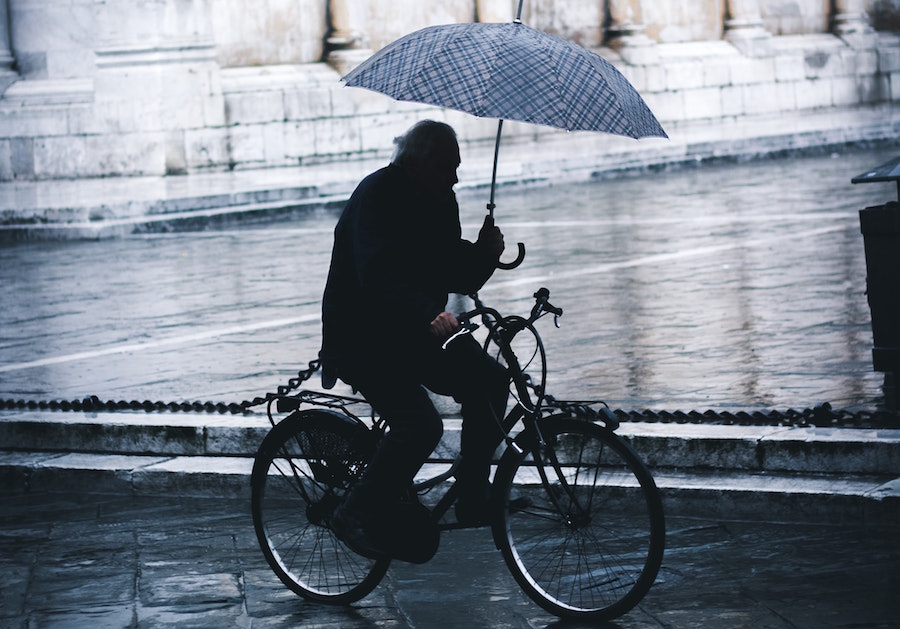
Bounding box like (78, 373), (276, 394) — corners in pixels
(320, 164), (497, 386)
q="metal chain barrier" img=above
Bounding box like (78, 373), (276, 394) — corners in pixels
(1, 359), (897, 427)
(0, 359), (322, 416)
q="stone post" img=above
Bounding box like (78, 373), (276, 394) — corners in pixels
(326, 0), (372, 75)
(723, 0), (772, 57)
(606, 0), (658, 65)
(832, 0), (875, 48)
(0, 0), (17, 93)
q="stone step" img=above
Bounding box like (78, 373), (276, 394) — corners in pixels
(1, 450), (896, 522)
(1, 410), (898, 521)
(2, 410), (899, 474)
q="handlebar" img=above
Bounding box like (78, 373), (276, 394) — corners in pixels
(455, 287), (562, 332)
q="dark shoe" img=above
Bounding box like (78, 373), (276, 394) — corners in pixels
(331, 503), (389, 560)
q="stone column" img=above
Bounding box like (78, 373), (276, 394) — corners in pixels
(326, 0), (372, 75)
(724, 0), (772, 57)
(92, 0), (225, 175)
(7, 0), (96, 79)
(476, 0), (513, 23)
(832, 0), (875, 48)
(0, 0), (17, 93)
(606, 0), (658, 65)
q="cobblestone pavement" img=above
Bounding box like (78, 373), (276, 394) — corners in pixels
(2, 146), (900, 415)
(0, 491), (896, 629)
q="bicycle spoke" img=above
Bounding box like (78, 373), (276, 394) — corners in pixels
(252, 410), (389, 604)
(494, 417), (664, 621)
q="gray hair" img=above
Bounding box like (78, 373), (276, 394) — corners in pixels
(391, 120), (457, 167)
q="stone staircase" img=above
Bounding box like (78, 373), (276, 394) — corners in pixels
(1, 408), (897, 523)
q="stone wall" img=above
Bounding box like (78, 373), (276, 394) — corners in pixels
(0, 0), (897, 181)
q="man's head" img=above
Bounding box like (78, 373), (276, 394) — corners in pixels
(392, 120), (460, 191)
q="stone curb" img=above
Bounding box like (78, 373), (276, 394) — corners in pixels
(2, 410), (898, 521)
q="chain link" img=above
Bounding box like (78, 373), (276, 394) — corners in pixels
(1, 360), (897, 426)
(0, 360), (322, 415)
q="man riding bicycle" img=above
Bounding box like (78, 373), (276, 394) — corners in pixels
(320, 120), (510, 559)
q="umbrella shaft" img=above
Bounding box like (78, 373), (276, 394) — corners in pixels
(488, 119), (504, 218)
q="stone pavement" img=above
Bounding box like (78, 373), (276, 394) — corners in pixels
(1, 490), (897, 629)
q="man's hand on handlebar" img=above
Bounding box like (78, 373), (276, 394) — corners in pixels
(429, 311), (460, 340)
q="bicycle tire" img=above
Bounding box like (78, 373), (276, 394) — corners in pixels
(491, 416), (665, 621)
(251, 409), (390, 604)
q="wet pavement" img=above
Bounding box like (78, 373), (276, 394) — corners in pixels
(2, 145), (899, 412)
(1, 490), (896, 629)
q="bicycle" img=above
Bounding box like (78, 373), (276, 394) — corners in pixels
(251, 287), (665, 622)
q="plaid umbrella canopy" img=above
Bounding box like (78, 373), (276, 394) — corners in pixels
(343, 18), (667, 268)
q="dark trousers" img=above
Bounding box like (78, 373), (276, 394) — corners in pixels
(343, 335), (509, 512)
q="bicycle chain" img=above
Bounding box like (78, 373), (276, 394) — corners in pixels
(1, 358), (897, 427)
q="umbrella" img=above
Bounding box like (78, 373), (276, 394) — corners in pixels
(343, 9), (667, 268)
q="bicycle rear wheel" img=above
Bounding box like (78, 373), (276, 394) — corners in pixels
(491, 416), (665, 621)
(251, 409), (390, 604)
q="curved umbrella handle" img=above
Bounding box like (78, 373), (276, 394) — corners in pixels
(497, 242), (526, 270)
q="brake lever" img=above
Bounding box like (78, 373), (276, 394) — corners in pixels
(441, 323), (480, 350)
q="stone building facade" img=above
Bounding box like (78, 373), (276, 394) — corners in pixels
(0, 0), (898, 181)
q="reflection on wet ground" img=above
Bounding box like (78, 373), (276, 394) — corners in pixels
(1, 492), (896, 628)
(1, 146), (898, 411)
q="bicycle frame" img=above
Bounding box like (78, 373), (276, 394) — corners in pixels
(269, 288), (618, 531)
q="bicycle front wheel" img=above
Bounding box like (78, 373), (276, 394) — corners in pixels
(251, 409), (390, 604)
(491, 416), (665, 621)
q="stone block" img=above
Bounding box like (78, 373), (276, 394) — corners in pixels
(312, 116), (363, 157)
(261, 122), (290, 165)
(184, 127), (230, 170)
(831, 76), (861, 106)
(683, 86), (723, 120)
(721, 84), (744, 116)
(87, 132), (166, 177)
(703, 58), (732, 88)
(227, 123), (266, 163)
(330, 82), (396, 117)
(0, 139), (11, 180)
(0, 106), (69, 137)
(795, 78), (833, 109)
(774, 81), (798, 111)
(803, 49), (841, 79)
(857, 74), (891, 104)
(283, 86), (334, 121)
(852, 49), (879, 76)
(10, 137), (33, 178)
(665, 60), (706, 91)
(741, 82), (782, 114)
(202, 91), (226, 128)
(357, 113), (419, 156)
(224, 89), (284, 125)
(729, 56), (776, 85)
(774, 55), (806, 83)
(641, 90), (685, 123)
(165, 130), (187, 175)
(32, 135), (87, 178)
(879, 46), (900, 73)
(282, 121), (318, 162)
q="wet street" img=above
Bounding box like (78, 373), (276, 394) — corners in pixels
(1, 145), (898, 412)
(1, 490), (896, 629)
